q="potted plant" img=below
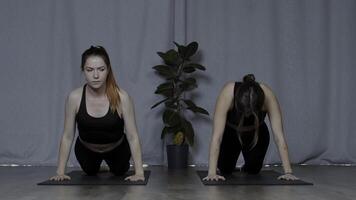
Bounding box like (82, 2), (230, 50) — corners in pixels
(151, 41), (209, 169)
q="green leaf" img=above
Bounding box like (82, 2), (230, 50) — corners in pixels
(173, 131), (184, 145)
(152, 65), (176, 79)
(154, 82), (174, 97)
(157, 91), (173, 98)
(174, 42), (187, 59)
(165, 104), (178, 109)
(182, 99), (209, 115)
(186, 106), (209, 115)
(185, 63), (206, 71)
(173, 42), (181, 49)
(182, 99), (196, 108)
(152, 65), (170, 70)
(182, 66), (196, 73)
(161, 126), (169, 139)
(163, 109), (180, 127)
(197, 107), (209, 115)
(184, 77), (197, 85)
(156, 82), (174, 91)
(184, 42), (198, 59)
(179, 78), (197, 91)
(151, 98), (169, 109)
(182, 119), (194, 146)
(165, 99), (179, 109)
(161, 125), (182, 139)
(157, 50), (180, 66)
(179, 83), (197, 91)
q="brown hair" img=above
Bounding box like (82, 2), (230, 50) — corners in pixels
(81, 45), (121, 113)
(234, 74), (265, 150)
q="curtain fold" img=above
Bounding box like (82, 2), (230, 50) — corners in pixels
(0, 0), (355, 166)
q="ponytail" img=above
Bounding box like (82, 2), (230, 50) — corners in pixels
(232, 74), (264, 150)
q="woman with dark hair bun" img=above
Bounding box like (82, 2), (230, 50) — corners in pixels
(203, 74), (299, 181)
(49, 46), (144, 181)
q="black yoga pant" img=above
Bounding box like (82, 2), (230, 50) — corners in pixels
(217, 123), (270, 175)
(74, 136), (131, 176)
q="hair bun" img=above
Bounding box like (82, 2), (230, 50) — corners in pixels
(90, 45), (103, 49)
(243, 74), (255, 83)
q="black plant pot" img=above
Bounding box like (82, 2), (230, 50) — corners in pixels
(166, 144), (189, 169)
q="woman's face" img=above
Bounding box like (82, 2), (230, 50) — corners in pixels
(83, 56), (109, 89)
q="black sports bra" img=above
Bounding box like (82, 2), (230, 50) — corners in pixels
(76, 85), (124, 144)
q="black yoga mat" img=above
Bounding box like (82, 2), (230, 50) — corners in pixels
(197, 170), (313, 185)
(38, 170), (150, 185)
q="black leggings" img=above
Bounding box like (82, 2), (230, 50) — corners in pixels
(74, 136), (131, 176)
(217, 123), (270, 175)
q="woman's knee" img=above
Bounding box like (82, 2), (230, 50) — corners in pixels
(82, 166), (100, 176)
(217, 164), (235, 175)
(110, 164), (129, 176)
(242, 163), (263, 174)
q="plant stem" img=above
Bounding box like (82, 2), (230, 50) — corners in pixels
(176, 59), (185, 115)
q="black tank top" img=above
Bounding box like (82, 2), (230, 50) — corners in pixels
(76, 85), (125, 144)
(226, 82), (267, 129)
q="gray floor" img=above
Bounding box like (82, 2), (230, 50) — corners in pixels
(0, 165), (355, 200)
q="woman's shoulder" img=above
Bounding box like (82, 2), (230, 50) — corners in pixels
(258, 82), (279, 112)
(116, 88), (134, 115)
(117, 87), (129, 100)
(117, 87), (133, 107)
(219, 81), (236, 102)
(258, 82), (274, 97)
(69, 86), (83, 98)
(222, 81), (236, 92)
(66, 86), (84, 107)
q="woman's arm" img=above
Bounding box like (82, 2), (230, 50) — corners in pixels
(203, 82), (235, 181)
(50, 90), (78, 181)
(120, 90), (145, 181)
(261, 84), (298, 180)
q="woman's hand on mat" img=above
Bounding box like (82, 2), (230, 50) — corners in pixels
(277, 173), (299, 181)
(125, 174), (145, 182)
(50, 174), (71, 181)
(203, 174), (226, 181)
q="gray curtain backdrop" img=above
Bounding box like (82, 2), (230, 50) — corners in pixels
(0, 0), (355, 166)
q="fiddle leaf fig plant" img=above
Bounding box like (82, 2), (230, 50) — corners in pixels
(151, 41), (209, 146)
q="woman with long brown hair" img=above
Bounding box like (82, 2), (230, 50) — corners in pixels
(50, 46), (144, 181)
(204, 74), (298, 181)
